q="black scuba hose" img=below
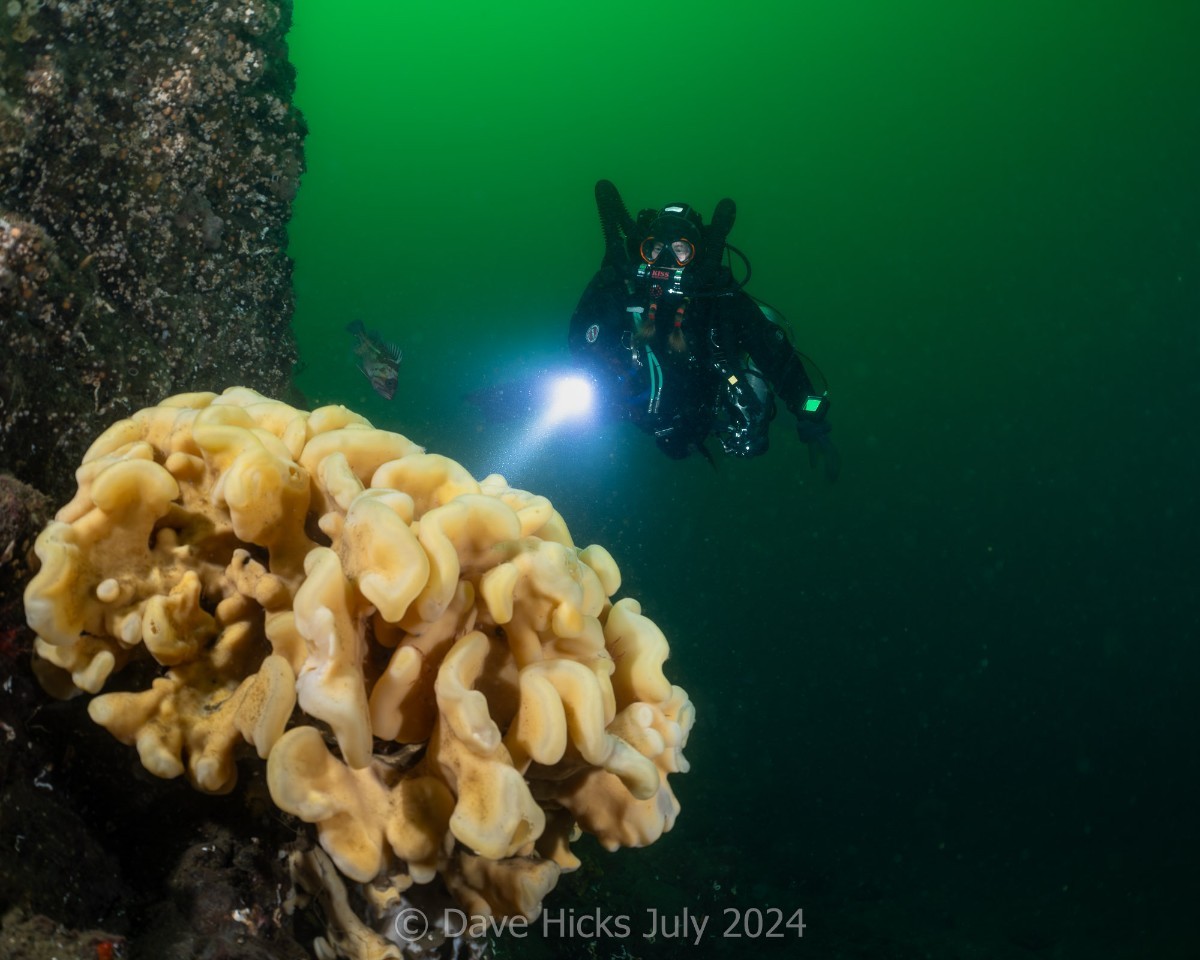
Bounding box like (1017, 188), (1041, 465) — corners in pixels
(724, 242), (752, 290)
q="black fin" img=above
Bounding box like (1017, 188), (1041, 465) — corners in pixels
(696, 197), (736, 289)
(595, 180), (637, 271)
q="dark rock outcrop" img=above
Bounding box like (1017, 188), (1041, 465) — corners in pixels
(1, 0), (306, 503)
(0, 3), (318, 956)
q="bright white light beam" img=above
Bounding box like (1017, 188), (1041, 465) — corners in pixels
(489, 373), (598, 480)
(541, 375), (595, 428)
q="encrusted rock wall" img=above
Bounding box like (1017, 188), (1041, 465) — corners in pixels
(1, 3), (314, 954)
(1, 0), (306, 502)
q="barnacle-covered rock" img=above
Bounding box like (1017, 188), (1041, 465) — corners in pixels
(0, 0), (306, 502)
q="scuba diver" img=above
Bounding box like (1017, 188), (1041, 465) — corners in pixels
(568, 179), (839, 478)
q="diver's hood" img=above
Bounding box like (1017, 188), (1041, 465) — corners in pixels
(645, 204), (703, 255)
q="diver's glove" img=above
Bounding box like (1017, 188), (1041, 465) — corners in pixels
(795, 417), (840, 482)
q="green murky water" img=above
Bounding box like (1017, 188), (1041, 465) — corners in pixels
(285, 3), (1200, 956)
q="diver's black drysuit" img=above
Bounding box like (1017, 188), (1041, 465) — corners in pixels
(568, 181), (828, 462)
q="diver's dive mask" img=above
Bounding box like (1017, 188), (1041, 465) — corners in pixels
(638, 205), (702, 267)
(639, 234), (696, 267)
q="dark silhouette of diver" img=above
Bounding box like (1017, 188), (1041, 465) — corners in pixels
(568, 180), (838, 478)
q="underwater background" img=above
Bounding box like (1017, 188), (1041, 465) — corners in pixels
(285, 2), (1198, 958)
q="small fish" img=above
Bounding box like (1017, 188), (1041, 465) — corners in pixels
(346, 319), (402, 400)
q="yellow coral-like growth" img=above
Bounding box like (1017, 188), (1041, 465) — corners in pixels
(24, 387), (693, 925)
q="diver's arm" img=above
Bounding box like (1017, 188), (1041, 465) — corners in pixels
(569, 269), (630, 375)
(733, 296), (821, 417)
(734, 295), (839, 479)
(568, 269), (647, 418)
